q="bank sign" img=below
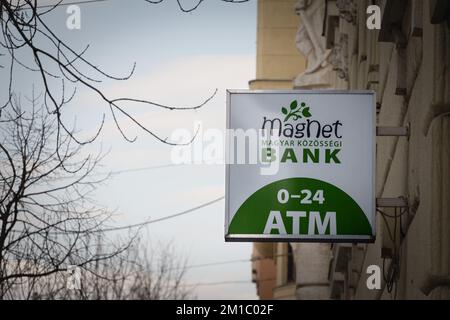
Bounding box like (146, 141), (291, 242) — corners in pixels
(225, 90), (376, 242)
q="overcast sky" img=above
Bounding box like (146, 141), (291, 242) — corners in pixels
(2, 0), (258, 299)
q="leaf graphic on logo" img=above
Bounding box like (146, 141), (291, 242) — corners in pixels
(290, 100), (298, 110)
(302, 107), (312, 118)
(282, 99), (312, 122)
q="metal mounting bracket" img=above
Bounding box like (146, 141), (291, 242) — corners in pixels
(376, 197), (409, 208)
(376, 126), (409, 137)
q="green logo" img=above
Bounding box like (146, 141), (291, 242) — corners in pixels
(228, 177), (372, 237)
(281, 100), (312, 122)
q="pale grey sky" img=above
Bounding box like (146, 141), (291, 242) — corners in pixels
(0, 0), (258, 299)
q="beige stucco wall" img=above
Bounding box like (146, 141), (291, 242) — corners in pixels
(251, 0), (450, 300)
(249, 0), (307, 300)
(249, 0), (306, 90)
(251, 244), (276, 300)
(324, 0), (450, 300)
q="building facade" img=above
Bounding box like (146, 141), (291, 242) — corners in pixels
(250, 0), (450, 300)
(249, 0), (306, 300)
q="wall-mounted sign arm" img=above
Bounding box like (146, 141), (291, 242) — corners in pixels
(377, 127), (410, 137)
(376, 197), (409, 208)
(376, 126), (409, 137)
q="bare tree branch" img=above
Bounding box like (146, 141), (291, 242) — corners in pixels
(0, 95), (137, 299)
(0, 0), (222, 146)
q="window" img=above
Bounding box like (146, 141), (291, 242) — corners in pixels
(287, 244), (296, 283)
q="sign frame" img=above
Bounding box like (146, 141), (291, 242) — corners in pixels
(225, 89), (376, 243)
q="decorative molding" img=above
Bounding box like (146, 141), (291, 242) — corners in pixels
(420, 274), (450, 296)
(336, 0), (357, 25)
(410, 0), (423, 37)
(329, 34), (349, 81)
(395, 48), (407, 96)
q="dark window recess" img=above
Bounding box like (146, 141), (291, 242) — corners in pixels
(287, 244), (296, 283)
(430, 0), (450, 26)
(378, 0), (408, 43)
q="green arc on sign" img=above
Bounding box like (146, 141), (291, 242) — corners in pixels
(228, 177), (372, 236)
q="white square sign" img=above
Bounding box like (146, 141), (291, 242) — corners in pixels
(225, 90), (376, 242)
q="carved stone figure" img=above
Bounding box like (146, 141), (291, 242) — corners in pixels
(294, 0), (334, 88)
